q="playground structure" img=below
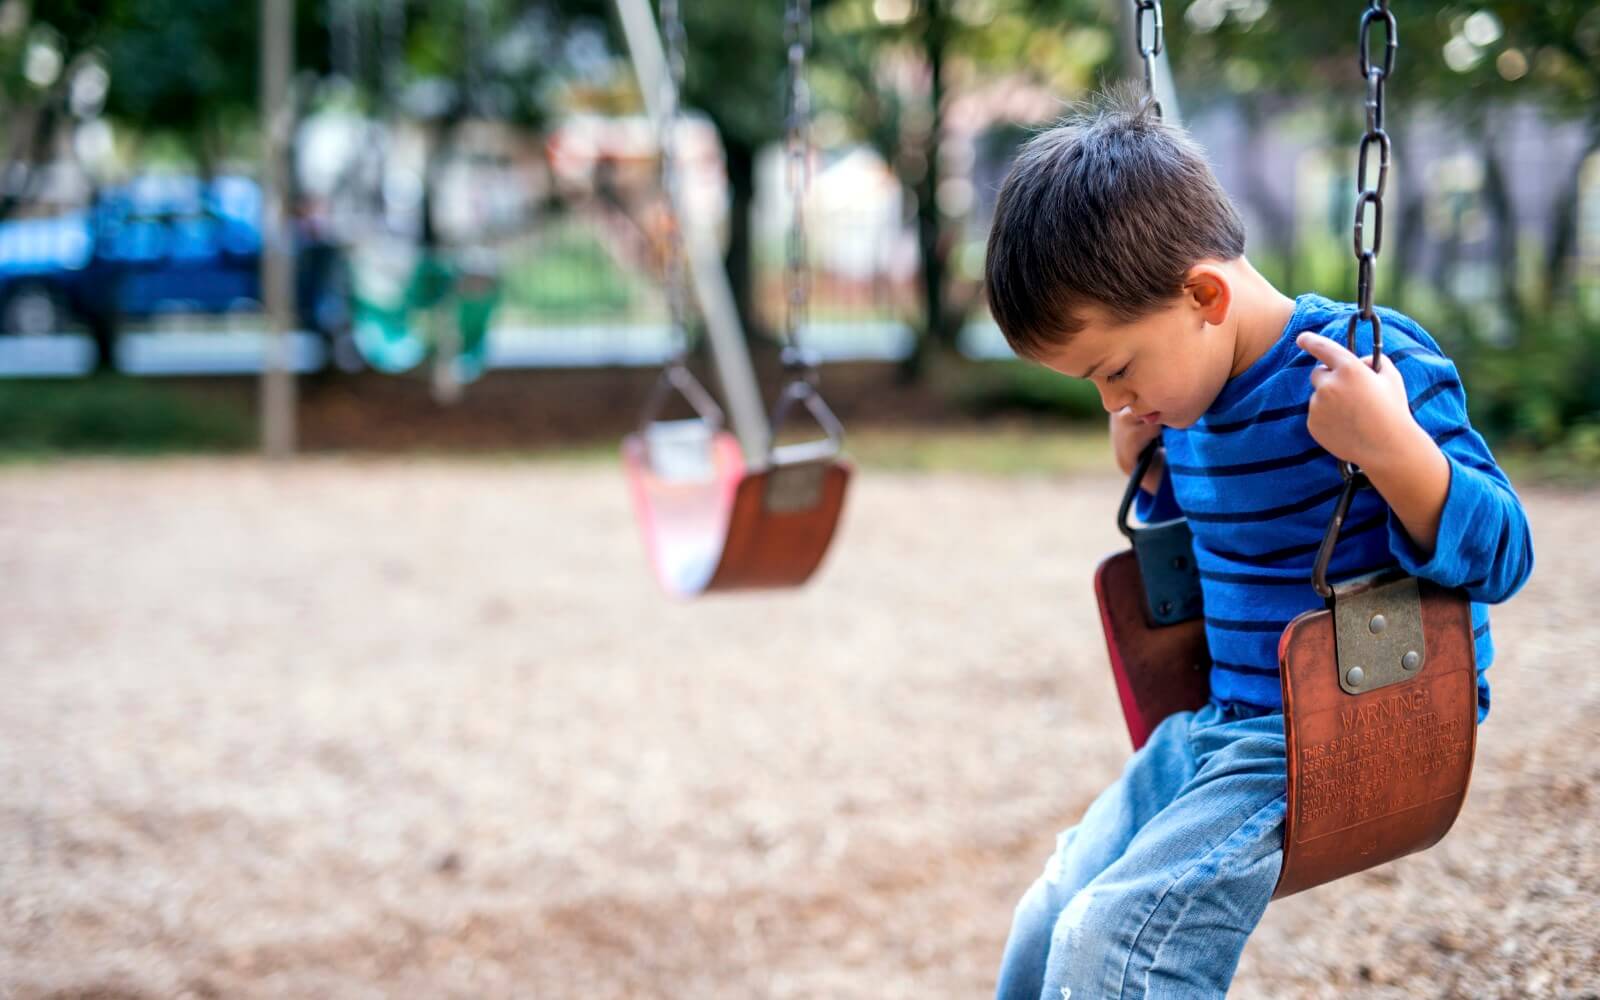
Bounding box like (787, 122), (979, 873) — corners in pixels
(614, 0), (852, 596)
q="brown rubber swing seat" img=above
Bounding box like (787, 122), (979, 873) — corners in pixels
(622, 428), (850, 596)
(1094, 548), (1212, 749)
(1274, 575), (1477, 897)
(1095, 551), (1477, 899)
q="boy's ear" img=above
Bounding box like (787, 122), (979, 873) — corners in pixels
(1183, 264), (1231, 326)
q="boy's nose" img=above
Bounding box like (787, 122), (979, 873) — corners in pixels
(1099, 385), (1134, 413)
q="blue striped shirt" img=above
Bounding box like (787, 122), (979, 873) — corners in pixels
(1135, 293), (1535, 722)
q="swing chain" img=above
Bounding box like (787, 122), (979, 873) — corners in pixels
(1351, 0), (1394, 354)
(767, 0), (845, 463)
(633, 0), (727, 436)
(781, 0), (819, 387)
(658, 0), (694, 371)
(1134, 0), (1164, 119)
(1316, 0), (1398, 599)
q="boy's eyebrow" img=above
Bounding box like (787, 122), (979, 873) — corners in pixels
(1074, 359), (1106, 380)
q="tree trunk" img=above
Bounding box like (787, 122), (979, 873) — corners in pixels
(0, 101), (57, 223)
(1543, 120), (1600, 307)
(1389, 108), (1424, 314)
(1477, 111), (1523, 328)
(902, 0), (949, 381)
(721, 137), (763, 344)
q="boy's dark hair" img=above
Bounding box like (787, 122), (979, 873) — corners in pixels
(983, 88), (1246, 361)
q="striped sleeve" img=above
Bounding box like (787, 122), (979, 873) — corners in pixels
(1132, 457), (1183, 524)
(1376, 335), (1535, 605)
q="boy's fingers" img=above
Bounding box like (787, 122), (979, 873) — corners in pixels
(1296, 332), (1358, 370)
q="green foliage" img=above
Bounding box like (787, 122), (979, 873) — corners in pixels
(956, 359), (1106, 420)
(0, 377), (253, 455)
(502, 227), (635, 318)
(1163, 1), (1600, 115)
(1445, 308), (1600, 455)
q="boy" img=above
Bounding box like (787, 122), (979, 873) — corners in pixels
(983, 92), (1535, 999)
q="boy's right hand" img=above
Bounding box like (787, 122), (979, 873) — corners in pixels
(1110, 407), (1166, 495)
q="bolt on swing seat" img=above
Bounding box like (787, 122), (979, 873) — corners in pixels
(1094, 438), (1477, 899)
(622, 366), (851, 597)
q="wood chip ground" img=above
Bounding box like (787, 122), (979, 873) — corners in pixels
(2, 459), (1595, 998)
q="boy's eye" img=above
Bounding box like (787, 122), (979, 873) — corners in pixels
(1107, 364), (1130, 383)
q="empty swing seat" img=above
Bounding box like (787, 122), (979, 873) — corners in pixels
(622, 421), (850, 596)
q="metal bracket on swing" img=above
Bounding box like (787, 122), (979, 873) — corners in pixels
(1313, 462), (1427, 696)
(762, 373), (845, 514)
(637, 361), (728, 481)
(1331, 572), (1427, 696)
(1118, 440), (1202, 627)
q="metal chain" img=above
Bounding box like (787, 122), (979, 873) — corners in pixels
(764, 0), (847, 460)
(1348, 0), (1395, 364)
(1134, 0), (1164, 119)
(781, 0), (818, 384)
(658, 0), (694, 369)
(1313, 0), (1398, 599)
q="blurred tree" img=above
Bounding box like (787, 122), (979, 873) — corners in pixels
(676, 0), (793, 345)
(95, 0), (329, 176)
(815, 0), (1113, 376)
(0, 0), (113, 218)
(5, 0), (334, 182)
(1162, 1), (1600, 322)
(336, 0), (574, 251)
(571, 0), (827, 346)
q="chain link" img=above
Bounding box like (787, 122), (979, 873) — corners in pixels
(657, 0), (694, 369)
(632, 0), (728, 436)
(1348, 0), (1393, 359)
(781, 0), (818, 384)
(1315, 0), (1398, 597)
(1134, 0), (1164, 119)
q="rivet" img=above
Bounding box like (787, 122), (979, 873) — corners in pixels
(1369, 614), (1387, 634)
(1171, 555), (1187, 570)
(1158, 600), (1173, 616)
(1402, 650), (1420, 670)
(1347, 666), (1366, 687)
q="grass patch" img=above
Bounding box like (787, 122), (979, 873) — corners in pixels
(845, 424), (1112, 476)
(502, 224), (636, 319)
(953, 360), (1106, 421)
(518, 423), (1600, 490)
(0, 377), (253, 457)
(497, 423), (1116, 477)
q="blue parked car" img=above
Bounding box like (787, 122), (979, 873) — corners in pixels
(0, 175), (349, 368)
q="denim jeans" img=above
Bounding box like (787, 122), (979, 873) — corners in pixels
(994, 700), (1288, 1000)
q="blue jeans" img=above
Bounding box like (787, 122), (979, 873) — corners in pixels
(995, 701), (1288, 1000)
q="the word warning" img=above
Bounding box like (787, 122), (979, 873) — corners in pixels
(1295, 685), (1473, 834)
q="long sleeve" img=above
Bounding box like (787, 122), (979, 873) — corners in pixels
(1381, 344), (1535, 605)
(1133, 460), (1184, 524)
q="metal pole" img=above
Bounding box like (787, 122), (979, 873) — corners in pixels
(260, 0), (297, 457)
(612, 0), (771, 463)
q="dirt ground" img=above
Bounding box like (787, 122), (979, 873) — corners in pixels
(1, 457), (1596, 999)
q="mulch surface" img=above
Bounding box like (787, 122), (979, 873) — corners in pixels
(1, 459), (1595, 998)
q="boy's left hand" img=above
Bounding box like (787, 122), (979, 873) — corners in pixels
(1295, 331), (1416, 470)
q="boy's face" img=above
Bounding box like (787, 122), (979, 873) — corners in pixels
(1035, 286), (1235, 430)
